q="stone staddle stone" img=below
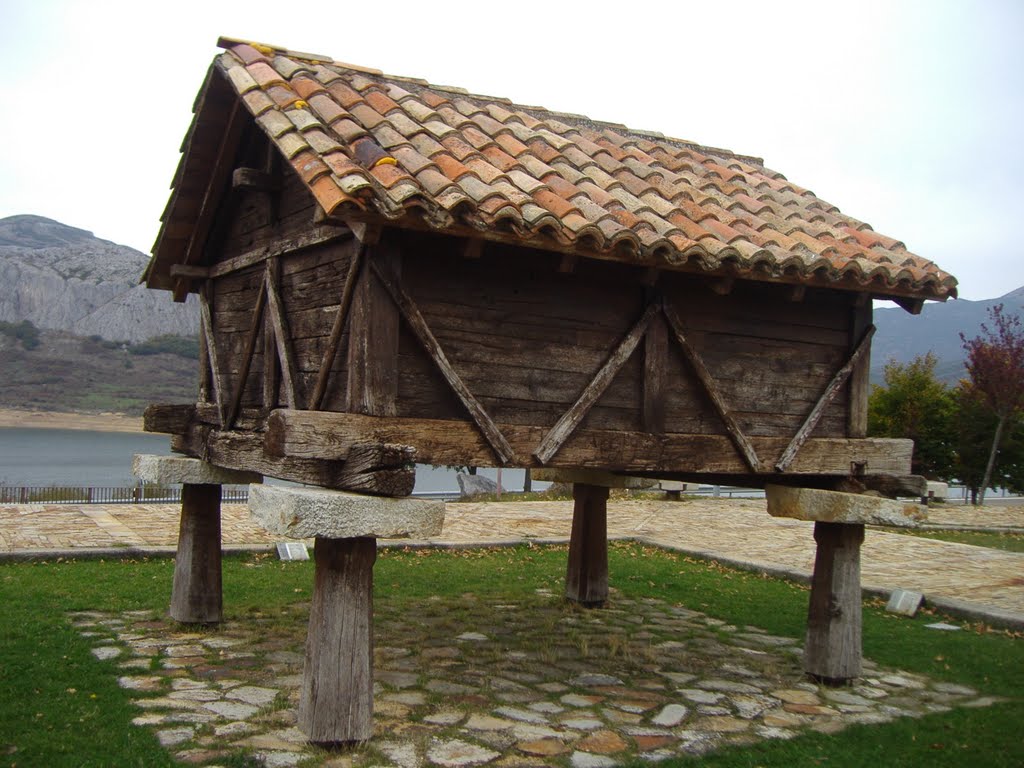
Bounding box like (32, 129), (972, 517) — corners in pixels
(132, 454), (262, 485)
(766, 484), (927, 527)
(248, 484), (445, 540)
(533, 468), (656, 489)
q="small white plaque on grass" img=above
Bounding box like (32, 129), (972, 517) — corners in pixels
(925, 622), (961, 631)
(276, 542), (309, 561)
(885, 589), (924, 617)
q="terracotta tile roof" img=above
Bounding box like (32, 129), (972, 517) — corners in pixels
(152, 38), (957, 300)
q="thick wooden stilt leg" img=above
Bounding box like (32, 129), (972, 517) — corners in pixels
(299, 536), (377, 744)
(804, 521), (864, 683)
(169, 483), (223, 624)
(565, 483), (609, 606)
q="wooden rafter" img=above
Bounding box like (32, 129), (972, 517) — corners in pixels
(173, 99), (246, 302)
(534, 302), (660, 465)
(368, 259), (517, 465)
(662, 301), (763, 473)
(775, 325), (877, 472)
(225, 275), (268, 429)
(310, 242), (366, 411)
(198, 285), (226, 429)
(264, 257), (302, 409)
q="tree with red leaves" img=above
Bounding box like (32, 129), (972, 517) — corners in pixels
(960, 304), (1024, 504)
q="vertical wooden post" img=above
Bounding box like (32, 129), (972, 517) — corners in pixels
(804, 521), (864, 683)
(565, 483), (609, 606)
(848, 300), (872, 438)
(299, 536), (377, 744)
(643, 309), (668, 434)
(169, 483), (223, 624)
(263, 295), (280, 410)
(346, 239), (400, 416)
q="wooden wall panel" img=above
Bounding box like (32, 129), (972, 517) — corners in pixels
(388, 231), (852, 442)
(204, 220), (856, 452)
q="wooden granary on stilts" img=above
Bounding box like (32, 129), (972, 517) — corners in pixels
(140, 37), (957, 744)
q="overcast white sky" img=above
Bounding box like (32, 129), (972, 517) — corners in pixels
(1, 0), (1021, 301)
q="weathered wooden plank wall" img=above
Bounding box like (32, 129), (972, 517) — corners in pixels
(195, 152), (856, 460)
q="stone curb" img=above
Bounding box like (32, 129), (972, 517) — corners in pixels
(910, 524), (1024, 534)
(4, 535), (1023, 631)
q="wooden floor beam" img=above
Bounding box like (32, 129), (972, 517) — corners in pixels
(264, 409), (914, 477)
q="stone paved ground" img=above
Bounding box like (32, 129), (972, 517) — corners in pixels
(71, 584), (997, 768)
(3, 499), (1023, 617)
(0, 503), (277, 551)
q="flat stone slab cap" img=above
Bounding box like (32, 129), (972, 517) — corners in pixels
(248, 484), (444, 540)
(533, 468), (656, 489)
(766, 484), (927, 527)
(133, 454), (262, 485)
(658, 480), (691, 492)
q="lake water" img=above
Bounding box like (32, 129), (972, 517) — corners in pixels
(0, 427), (535, 494)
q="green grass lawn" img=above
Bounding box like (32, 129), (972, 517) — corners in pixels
(1, 544), (1021, 767)
(884, 528), (1024, 553)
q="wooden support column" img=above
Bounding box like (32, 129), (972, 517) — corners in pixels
(767, 485), (925, 684)
(133, 455), (261, 625)
(248, 485), (443, 745)
(804, 522), (864, 683)
(565, 483), (610, 607)
(299, 536), (377, 744)
(170, 483), (223, 623)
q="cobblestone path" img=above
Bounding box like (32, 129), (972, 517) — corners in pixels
(71, 586), (996, 767)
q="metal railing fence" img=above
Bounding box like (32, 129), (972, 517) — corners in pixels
(0, 485), (250, 505)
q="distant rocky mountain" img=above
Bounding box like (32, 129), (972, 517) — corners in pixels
(872, 285), (1024, 385)
(0, 214), (197, 342)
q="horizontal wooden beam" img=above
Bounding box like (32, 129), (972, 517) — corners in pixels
(627, 472), (925, 494)
(232, 167), (280, 192)
(265, 409), (913, 477)
(170, 264), (211, 280)
(144, 403), (196, 434)
(332, 214), (952, 304)
(206, 226), (352, 281)
(893, 296), (925, 315)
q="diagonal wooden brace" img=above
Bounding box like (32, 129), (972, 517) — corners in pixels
(775, 325), (876, 472)
(662, 301), (762, 472)
(369, 258), (516, 465)
(534, 301), (660, 465)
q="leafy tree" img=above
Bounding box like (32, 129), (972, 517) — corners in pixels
(129, 334), (199, 360)
(952, 381), (1024, 504)
(960, 304), (1024, 504)
(868, 352), (956, 480)
(0, 320), (41, 350)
